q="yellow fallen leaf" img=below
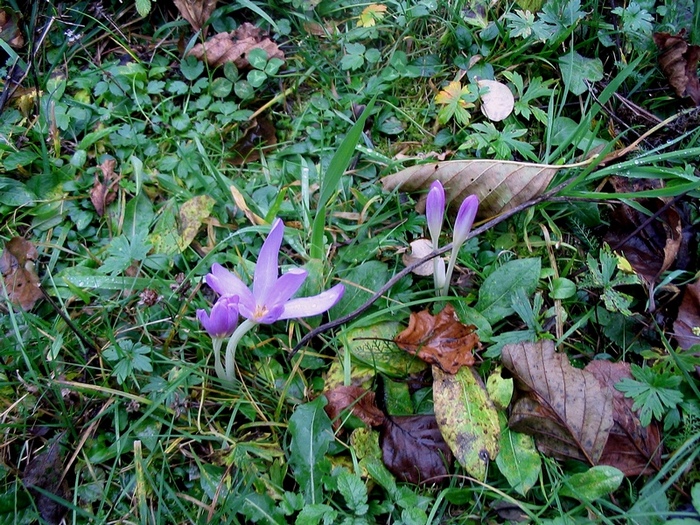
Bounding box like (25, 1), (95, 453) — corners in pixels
(357, 4), (388, 27)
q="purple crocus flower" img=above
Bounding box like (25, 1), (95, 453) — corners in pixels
(205, 219), (345, 324)
(196, 296), (239, 339)
(426, 180), (445, 250)
(452, 194), (479, 249)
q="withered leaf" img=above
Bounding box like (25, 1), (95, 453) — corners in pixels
(0, 236), (42, 311)
(230, 116), (278, 166)
(604, 177), (687, 297)
(324, 385), (386, 428)
(394, 304), (478, 374)
(22, 433), (70, 525)
(188, 22), (284, 68)
(586, 361), (662, 476)
(502, 341), (614, 465)
(654, 31), (700, 106)
(173, 0), (217, 33)
(0, 8), (24, 48)
(90, 159), (120, 217)
(380, 415), (453, 484)
(382, 160), (559, 219)
(673, 279), (700, 350)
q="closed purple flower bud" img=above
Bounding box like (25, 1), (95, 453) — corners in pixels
(452, 195), (479, 250)
(426, 180), (445, 249)
(197, 296), (239, 338)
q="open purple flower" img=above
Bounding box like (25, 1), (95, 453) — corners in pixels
(206, 219), (344, 324)
(200, 218), (345, 384)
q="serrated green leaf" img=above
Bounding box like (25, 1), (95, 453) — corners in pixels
(433, 366), (500, 479)
(296, 504), (338, 525)
(496, 427), (541, 495)
(476, 258), (541, 323)
(559, 466), (623, 501)
(336, 470), (368, 515)
(135, 0), (152, 17)
(288, 397), (334, 504)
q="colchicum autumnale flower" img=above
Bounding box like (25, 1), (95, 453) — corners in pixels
(423, 181), (479, 296)
(196, 297), (239, 379)
(200, 219), (345, 383)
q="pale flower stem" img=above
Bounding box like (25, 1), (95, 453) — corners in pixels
(223, 318), (258, 383)
(442, 248), (460, 297)
(433, 258), (441, 293)
(212, 338), (225, 380)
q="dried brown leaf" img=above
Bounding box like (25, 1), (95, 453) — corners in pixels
(654, 31), (700, 105)
(90, 159), (120, 217)
(22, 434), (70, 524)
(586, 360), (662, 476)
(674, 280), (700, 350)
(0, 237), (42, 311)
(380, 415), (453, 484)
(604, 179), (684, 289)
(230, 116), (278, 165)
(402, 239), (436, 276)
(188, 23), (284, 68)
(173, 0), (217, 33)
(478, 79), (514, 122)
(0, 9), (24, 48)
(324, 385), (386, 428)
(381, 160), (559, 219)
(394, 304), (479, 374)
(502, 341), (614, 465)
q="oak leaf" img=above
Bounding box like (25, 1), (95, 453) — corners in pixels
(394, 304), (479, 374)
(188, 23), (284, 68)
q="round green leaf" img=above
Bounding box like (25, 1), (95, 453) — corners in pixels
(550, 277), (576, 299)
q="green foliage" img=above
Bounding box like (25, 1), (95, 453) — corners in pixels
(616, 365), (685, 427)
(102, 340), (153, 385)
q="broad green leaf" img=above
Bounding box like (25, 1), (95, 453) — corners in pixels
(475, 258), (541, 324)
(288, 397), (334, 504)
(485, 367), (513, 410)
(559, 50), (603, 96)
(330, 260), (390, 319)
(0, 177), (35, 206)
(381, 160), (559, 219)
(550, 277), (576, 299)
(135, 0), (152, 17)
(433, 366), (500, 479)
(241, 492), (285, 524)
(496, 427), (541, 496)
(59, 267), (172, 293)
(559, 466), (624, 501)
(296, 504), (338, 525)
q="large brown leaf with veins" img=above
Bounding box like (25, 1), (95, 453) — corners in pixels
(501, 341), (614, 465)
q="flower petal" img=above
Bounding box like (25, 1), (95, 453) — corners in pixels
(265, 268), (308, 308)
(206, 263), (255, 309)
(277, 283), (345, 320)
(253, 219), (284, 305)
(426, 180), (445, 249)
(452, 194), (479, 249)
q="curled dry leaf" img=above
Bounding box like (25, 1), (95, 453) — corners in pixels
(402, 239), (436, 276)
(324, 385), (386, 429)
(173, 0), (217, 33)
(502, 340), (614, 465)
(188, 22), (284, 68)
(653, 31), (700, 106)
(22, 433), (70, 525)
(674, 279), (700, 351)
(477, 79), (514, 122)
(230, 116), (278, 166)
(394, 304), (479, 374)
(90, 159), (120, 217)
(586, 361), (662, 476)
(177, 195), (215, 251)
(381, 160), (559, 219)
(0, 237), (43, 311)
(380, 414), (453, 484)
